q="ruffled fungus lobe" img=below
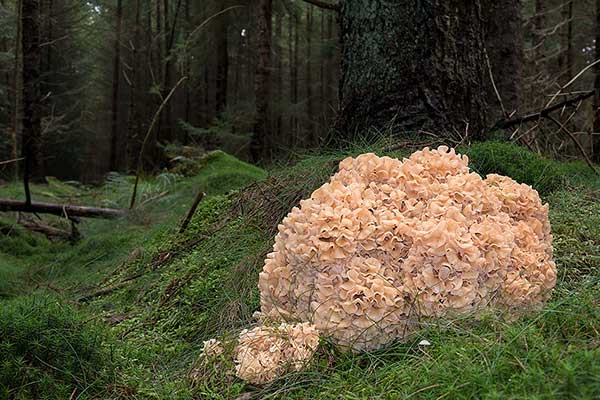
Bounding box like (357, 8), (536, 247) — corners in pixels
(258, 146), (556, 351)
(200, 338), (224, 358)
(234, 322), (319, 385)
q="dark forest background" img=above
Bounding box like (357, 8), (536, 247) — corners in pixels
(0, 0), (599, 183)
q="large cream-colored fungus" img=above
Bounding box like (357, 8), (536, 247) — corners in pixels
(258, 146), (556, 351)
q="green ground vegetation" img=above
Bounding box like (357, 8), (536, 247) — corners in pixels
(0, 143), (598, 399)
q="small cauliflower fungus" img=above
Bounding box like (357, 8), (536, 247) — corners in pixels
(234, 322), (319, 385)
(258, 146), (556, 351)
(200, 338), (224, 358)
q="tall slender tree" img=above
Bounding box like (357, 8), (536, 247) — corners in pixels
(306, 6), (314, 143)
(288, 9), (295, 142)
(21, 0), (43, 186)
(251, 0), (272, 161)
(484, 0), (525, 119)
(275, 5), (283, 139)
(127, 0), (141, 170)
(215, 2), (229, 115)
(559, 0), (574, 83)
(109, 0), (123, 171)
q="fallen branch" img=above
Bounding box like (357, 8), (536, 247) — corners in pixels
(78, 272), (143, 303)
(0, 199), (125, 219)
(179, 191), (205, 234)
(493, 90), (594, 130)
(17, 215), (78, 241)
(0, 157), (24, 166)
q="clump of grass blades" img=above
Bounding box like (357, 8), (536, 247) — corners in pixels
(0, 295), (117, 399)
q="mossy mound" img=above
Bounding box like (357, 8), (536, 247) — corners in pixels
(0, 296), (115, 399)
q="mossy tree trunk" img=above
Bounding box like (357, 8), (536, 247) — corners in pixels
(336, 0), (488, 139)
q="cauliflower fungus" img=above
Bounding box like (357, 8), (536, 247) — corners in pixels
(258, 146), (556, 351)
(234, 322), (319, 385)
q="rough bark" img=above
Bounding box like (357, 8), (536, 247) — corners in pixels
(109, 0), (123, 172)
(251, 0), (272, 161)
(336, 0), (488, 138)
(21, 0), (43, 182)
(484, 0), (524, 118)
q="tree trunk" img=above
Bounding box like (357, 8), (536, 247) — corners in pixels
(183, 0), (191, 139)
(336, 1), (488, 138)
(162, 0), (182, 142)
(162, 0), (172, 142)
(288, 11), (295, 143)
(533, 0), (545, 63)
(0, 0), (21, 179)
(593, 0), (600, 162)
(326, 13), (336, 126)
(109, 0), (123, 171)
(483, 0), (524, 119)
(306, 7), (314, 143)
(215, 3), (229, 115)
(276, 6), (283, 140)
(319, 10), (326, 130)
(251, 0), (272, 161)
(559, 1), (574, 83)
(11, 0), (23, 179)
(127, 0), (141, 171)
(21, 0), (43, 184)
(203, 63), (210, 126)
(155, 0), (164, 142)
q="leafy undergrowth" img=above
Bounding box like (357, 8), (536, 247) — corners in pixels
(1, 143), (599, 399)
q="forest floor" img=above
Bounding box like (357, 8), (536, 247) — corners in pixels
(1, 142), (599, 399)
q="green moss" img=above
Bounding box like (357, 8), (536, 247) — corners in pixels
(463, 141), (561, 194)
(1, 146), (600, 398)
(0, 296), (115, 399)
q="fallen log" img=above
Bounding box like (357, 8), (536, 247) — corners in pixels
(17, 215), (77, 241)
(0, 199), (126, 219)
